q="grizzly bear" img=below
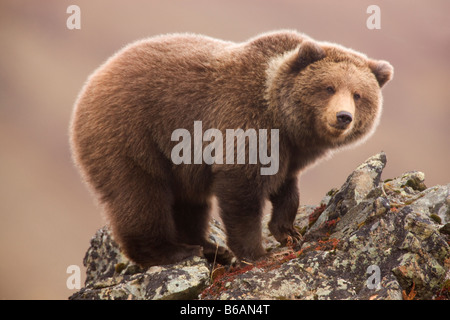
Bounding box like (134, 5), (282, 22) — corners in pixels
(70, 30), (393, 267)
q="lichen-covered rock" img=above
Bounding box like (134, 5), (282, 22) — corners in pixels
(201, 153), (450, 300)
(69, 227), (211, 300)
(82, 227), (145, 287)
(70, 153), (450, 300)
(309, 152), (387, 233)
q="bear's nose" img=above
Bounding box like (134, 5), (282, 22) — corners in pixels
(336, 111), (353, 128)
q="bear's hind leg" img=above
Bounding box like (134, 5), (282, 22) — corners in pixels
(214, 172), (267, 262)
(102, 159), (202, 267)
(173, 201), (233, 265)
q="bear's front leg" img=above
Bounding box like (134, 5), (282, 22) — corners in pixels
(214, 171), (266, 261)
(269, 177), (301, 246)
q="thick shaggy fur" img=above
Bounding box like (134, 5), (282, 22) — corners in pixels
(70, 30), (393, 267)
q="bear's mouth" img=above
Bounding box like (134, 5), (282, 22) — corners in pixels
(327, 110), (354, 135)
(329, 122), (351, 131)
(326, 121), (353, 138)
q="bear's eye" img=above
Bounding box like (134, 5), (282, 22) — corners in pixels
(326, 86), (335, 94)
(353, 93), (361, 100)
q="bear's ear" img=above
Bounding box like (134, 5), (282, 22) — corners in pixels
(293, 40), (326, 72)
(369, 60), (394, 88)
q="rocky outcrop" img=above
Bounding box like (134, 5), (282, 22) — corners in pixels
(69, 153), (450, 300)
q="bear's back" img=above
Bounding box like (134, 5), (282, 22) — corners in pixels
(72, 31), (306, 168)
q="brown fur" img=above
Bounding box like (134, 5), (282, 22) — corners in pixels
(70, 30), (393, 267)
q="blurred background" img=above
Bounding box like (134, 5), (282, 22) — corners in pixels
(0, 0), (449, 299)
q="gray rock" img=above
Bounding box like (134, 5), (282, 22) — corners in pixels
(309, 152), (387, 232)
(69, 227), (211, 300)
(70, 153), (450, 300)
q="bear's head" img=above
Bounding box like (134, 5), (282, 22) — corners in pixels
(267, 39), (393, 149)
